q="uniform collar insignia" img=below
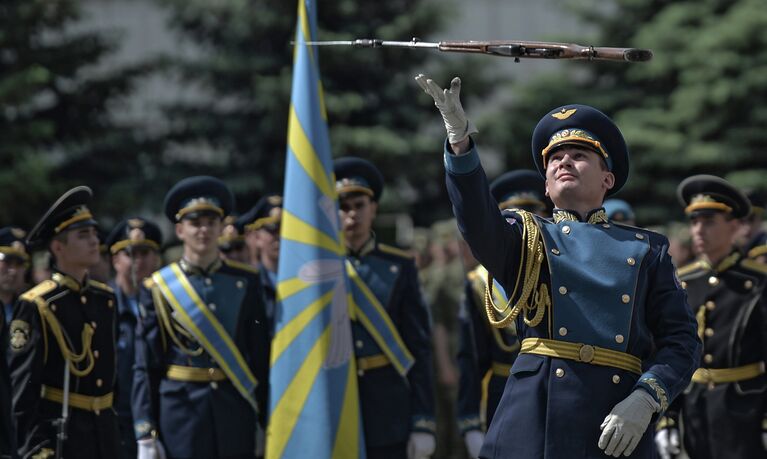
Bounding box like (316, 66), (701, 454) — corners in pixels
(714, 251), (741, 273)
(553, 208), (607, 224)
(179, 257), (222, 276)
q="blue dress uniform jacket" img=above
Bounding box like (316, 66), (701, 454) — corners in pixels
(132, 259), (269, 459)
(456, 267), (520, 434)
(110, 280), (153, 459)
(8, 272), (119, 459)
(347, 239), (436, 452)
(444, 143), (700, 458)
(674, 253), (767, 459)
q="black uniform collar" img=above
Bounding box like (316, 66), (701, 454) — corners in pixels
(347, 233), (376, 258)
(178, 256), (222, 276)
(52, 270), (88, 292)
(552, 207), (608, 224)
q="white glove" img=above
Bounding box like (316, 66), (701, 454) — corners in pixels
(598, 389), (659, 457)
(762, 431), (767, 451)
(256, 424), (265, 457)
(415, 74), (478, 144)
(407, 432), (436, 459)
(654, 428), (680, 459)
(464, 429), (485, 458)
(137, 437), (167, 459)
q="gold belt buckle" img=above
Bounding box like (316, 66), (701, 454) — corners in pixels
(579, 344), (595, 363)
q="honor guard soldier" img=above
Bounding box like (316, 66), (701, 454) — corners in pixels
(603, 199), (636, 226)
(218, 214), (250, 264)
(0, 227), (30, 329)
(333, 157), (436, 459)
(456, 170), (546, 458)
(741, 190), (767, 261)
(132, 176), (270, 459)
(105, 218), (163, 459)
(240, 194), (282, 334)
(8, 186), (120, 458)
(417, 74), (701, 458)
(656, 176), (767, 459)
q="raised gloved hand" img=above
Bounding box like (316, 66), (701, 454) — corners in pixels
(137, 437), (167, 459)
(598, 389), (659, 457)
(654, 427), (680, 459)
(407, 432), (436, 459)
(415, 74), (478, 144)
(464, 429), (485, 458)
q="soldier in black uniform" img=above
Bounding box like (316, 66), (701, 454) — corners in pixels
(239, 194), (282, 335)
(132, 176), (270, 459)
(656, 175), (767, 459)
(334, 157), (436, 459)
(456, 170), (547, 458)
(105, 218), (163, 459)
(8, 186), (120, 458)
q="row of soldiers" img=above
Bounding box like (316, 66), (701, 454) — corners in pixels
(0, 137), (765, 459)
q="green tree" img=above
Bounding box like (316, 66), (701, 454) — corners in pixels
(480, 0), (767, 224)
(154, 0), (499, 224)
(0, 0), (151, 228)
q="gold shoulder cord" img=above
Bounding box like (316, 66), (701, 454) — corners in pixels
(471, 273), (519, 352)
(151, 286), (203, 356)
(34, 297), (95, 377)
(484, 210), (550, 329)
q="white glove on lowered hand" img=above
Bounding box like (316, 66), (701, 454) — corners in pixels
(415, 74), (478, 144)
(598, 389), (659, 457)
(407, 432), (436, 459)
(762, 431), (767, 451)
(137, 438), (167, 459)
(464, 429), (485, 458)
(654, 428), (680, 459)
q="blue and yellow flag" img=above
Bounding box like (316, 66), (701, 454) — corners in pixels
(267, 1), (364, 458)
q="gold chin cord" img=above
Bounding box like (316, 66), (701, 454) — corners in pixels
(483, 210), (550, 328)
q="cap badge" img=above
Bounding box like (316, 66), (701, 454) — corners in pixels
(552, 108), (577, 120)
(128, 218), (145, 228)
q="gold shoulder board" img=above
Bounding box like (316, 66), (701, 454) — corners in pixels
(378, 243), (413, 259)
(740, 258), (767, 276)
(223, 259), (260, 274)
(676, 261), (708, 279)
(143, 277), (155, 289)
(747, 245), (767, 259)
(88, 280), (114, 293)
(20, 280), (57, 302)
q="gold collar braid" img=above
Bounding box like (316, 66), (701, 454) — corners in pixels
(483, 210), (550, 329)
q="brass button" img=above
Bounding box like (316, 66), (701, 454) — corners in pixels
(615, 334), (624, 344)
(635, 233), (644, 240)
(621, 294), (631, 304)
(107, 300), (114, 308)
(602, 224), (610, 229)
(94, 409), (100, 416)
(579, 345), (595, 363)
(705, 301), (715, 311)
(703, 354), (713, 364)
(612, 375), (621, 384)
(357, 369), (365, 377)
(555, 368), (565, 378)
(96, 378), (103, 387)
(707, 382), (715, 390)
(210, 382), (218, 389)
(205, 278), (212, 286)
(91, 321), (97, 329)
(681, 281), (687, 289)
(562, 225), (571, 235)
(209, 303), (217, 311)
(50, 304), (57, 312)
(551, 248), (560, 255)
(208, 368), (216, 377)
(355, 340), (363, 349)
(80, 296), (87, 304)
(705, 328), (714, 337)
(94, 350), (100, 359)
(708, 276), (719, 286)
(558, 327), (568, 336)
(236, 281), (244, 289)
(559, 286), (568, 295)
(745, 280), (754, 290)
(390, 265), (399, 273)
(626, 257), (636, 266)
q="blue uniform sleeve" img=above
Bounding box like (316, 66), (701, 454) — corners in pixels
(444, 139), (524, 293)
(131, 289), (165, 440)
(456, 278), (489, 434)
(633, 239), (701, 415)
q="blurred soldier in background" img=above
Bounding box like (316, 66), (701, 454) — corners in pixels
(603, 199), (636, 226)
(218, 214), (250, 264)
(132, 176), (270, 459)
(740, 190), (767, 261)
(105, 217), (163, 459)
(657, 176), (767, 459)
(9, 186), (120, 458)
(0, 227), (30, 330)
(456, 170), (547, 458)
(334, 157), (436, 459)
(89, 228), (113, 283)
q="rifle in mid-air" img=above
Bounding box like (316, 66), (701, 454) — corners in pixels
(300, 37), (652, 63)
